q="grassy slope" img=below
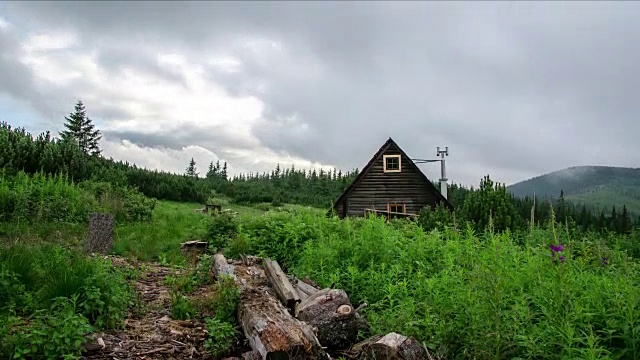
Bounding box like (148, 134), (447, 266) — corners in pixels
(507, 166), (640, 215)
(113, 201), (277, 264)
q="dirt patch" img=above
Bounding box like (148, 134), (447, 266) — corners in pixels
(81, 256), (244, 360)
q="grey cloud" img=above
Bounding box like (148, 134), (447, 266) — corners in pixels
(0, 26), (39, 101)
(4, 1), (640, 186)
(103, 123), (258, 157)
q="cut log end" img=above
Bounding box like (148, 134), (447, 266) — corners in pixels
(337, 304), (353, 315)
(295, 288), (359, 350)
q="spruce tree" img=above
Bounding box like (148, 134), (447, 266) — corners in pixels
(59, 100), (102, 156)
(186, 158), (198, 177)
(206, 161), (216, 179)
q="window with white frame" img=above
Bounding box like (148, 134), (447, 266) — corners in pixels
(383, 154), (401, 172)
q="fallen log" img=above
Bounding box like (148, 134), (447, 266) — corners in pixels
(238, 286), (327, 359)
(294, 288), (359, 350)
(347, 332), (430, 360)
(264, 258), (300, 312)
(212, 253), (327, 360)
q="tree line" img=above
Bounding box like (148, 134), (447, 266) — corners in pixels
(1, 100), (638, 234)
(0, 101), (359, 207)
(436, 176), (640, 235)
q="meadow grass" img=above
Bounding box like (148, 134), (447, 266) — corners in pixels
(113, 200), (270, 264)
(224, 210), (640, 360)
(4, 191), (640, 359)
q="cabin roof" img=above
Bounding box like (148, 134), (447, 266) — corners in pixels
(332, 137), (453, 212)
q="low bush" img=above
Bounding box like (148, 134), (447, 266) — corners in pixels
(206, 212), (238, 251)
(0, 172), (156, 225)
(0, 244), (132, 359)
(203, 317), (237, 358)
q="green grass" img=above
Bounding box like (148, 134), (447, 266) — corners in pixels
(113, 200), (276, 264)
(9, 189), (640, 359)
(0, 197), (295, 266)
(113, 201), (208, 264)
(221, 210), (640, 360)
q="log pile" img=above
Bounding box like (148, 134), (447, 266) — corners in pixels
(212, 252), (432, 360)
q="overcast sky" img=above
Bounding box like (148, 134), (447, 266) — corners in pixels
(1, 1), (639, 187)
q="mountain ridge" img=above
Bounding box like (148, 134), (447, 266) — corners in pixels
(506, 165), (640, 215)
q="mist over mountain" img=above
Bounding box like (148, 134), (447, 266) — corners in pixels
(507, 166), (640, 215)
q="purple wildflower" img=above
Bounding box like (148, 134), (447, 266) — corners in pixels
(601, 257), (608, 266)
(549, 242), (567, 263)
(550, 243), (564, 258)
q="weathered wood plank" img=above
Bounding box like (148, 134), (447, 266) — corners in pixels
(295, 279), (319, 297)
(84, 213), (115, 255)
(211, 253), (327, 359)
(263, 258), (300, 313)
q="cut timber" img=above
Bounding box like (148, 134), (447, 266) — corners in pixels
(212, 253), (327, 360)
(212, 253), (236, 280)
(263, 258), (300, 312)
(349, 332), (430, 360)
(294, 288), (358, 350)
(295, 279), (319, 297)
(238, 286), (327, 360)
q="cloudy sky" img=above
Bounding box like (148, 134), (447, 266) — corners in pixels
(1, 1), (639, 187)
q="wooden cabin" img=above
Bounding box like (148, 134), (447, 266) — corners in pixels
(331, 137), (453, 219)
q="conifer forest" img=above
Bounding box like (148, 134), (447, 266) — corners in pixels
(1, 101), (640, 360)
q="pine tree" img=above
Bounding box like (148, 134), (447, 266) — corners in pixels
(621, 205), (631, 233)
(206, 161), (216, 179)
(186, 158), (198, 177)
(59, 100), (102, 156)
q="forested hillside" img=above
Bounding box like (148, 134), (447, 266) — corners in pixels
(507, 166), (640, 215)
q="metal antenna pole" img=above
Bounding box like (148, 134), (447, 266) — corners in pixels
(436, 146), (449, 200)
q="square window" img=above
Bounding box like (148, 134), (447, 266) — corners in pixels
(383, 155), (401, 172)
(388, 203), (405, 214)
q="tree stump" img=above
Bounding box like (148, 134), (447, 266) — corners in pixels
(84, 213), (115, 255)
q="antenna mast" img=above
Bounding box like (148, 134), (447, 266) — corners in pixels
(436, 146), (449, 200)
(412, 146), (450, 201)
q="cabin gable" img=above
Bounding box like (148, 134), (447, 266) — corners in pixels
(331, 138), (452, 219)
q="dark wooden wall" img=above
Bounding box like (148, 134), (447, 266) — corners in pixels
(338, 143), (443, 218)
